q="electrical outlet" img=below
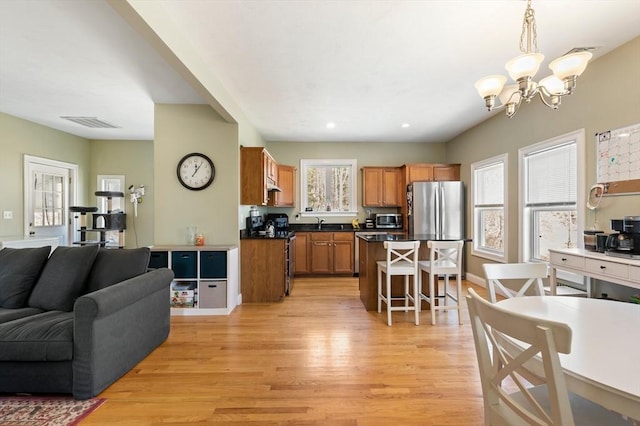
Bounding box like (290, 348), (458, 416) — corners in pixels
(3, 211), (13, 219)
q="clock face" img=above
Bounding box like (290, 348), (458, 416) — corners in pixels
(177, 153), (215, 191)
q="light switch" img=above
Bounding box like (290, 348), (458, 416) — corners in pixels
(3, 211), (13, 219)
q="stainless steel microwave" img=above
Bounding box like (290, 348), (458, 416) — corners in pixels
(375, 214), (402, 229)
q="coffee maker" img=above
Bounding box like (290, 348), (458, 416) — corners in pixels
(605, 216), (640, 259)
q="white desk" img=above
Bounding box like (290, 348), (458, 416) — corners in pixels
(497, 296), (640, 420)
(549, 248), (640, 297)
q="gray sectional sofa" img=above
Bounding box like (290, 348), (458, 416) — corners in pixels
(0, 245), (174, 400)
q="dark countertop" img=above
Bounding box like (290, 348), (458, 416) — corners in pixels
(240, 230), (295, 240)
(357, 234), (471, 242)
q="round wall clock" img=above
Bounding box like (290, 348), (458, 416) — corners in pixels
(176, 152), (215, 191)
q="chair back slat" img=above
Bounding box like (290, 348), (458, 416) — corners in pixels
(483, 263), (548, 303)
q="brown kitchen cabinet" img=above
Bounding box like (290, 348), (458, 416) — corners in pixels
(402, 163), (460, 184)
(241, 237), (293, 303)
(294, 232), (311, 274)
(362, 167), (402, 207)
(268, 164), (295, 207)
(309, 232), (354, 274)
(241, 147), (279, 206)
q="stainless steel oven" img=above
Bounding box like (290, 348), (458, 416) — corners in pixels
(285, 234), (296, 294)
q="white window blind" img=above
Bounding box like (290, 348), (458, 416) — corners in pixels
(476, 162), (504, 206)
(525, 142), (576, 205)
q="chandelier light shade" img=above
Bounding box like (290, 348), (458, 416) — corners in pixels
(475, 0), (593, 118)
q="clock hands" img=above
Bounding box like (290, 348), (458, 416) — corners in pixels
(192, 161), (202, 177)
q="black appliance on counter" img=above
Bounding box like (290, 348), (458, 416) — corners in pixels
(246, 216), (264, 236)
(266, 213), (290, 237)
(605, 216), (640, 259)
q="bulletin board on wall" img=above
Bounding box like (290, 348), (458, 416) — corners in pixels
(595, 122), (640, 196)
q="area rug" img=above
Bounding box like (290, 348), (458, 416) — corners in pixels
(0, 396), (105, 425)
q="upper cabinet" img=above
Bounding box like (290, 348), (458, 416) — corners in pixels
(268, 165), (295, 207)
(402, 163), (460, 184)
(241, 147), (276, 206)
(362, 167), (402, 207)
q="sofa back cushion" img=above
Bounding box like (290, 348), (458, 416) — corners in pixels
(85, 247), (151, 293)
(28, 245), (99, 312)
(0, 246), (51, 309)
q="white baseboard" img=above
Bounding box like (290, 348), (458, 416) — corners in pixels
(465, 272), (486, 288)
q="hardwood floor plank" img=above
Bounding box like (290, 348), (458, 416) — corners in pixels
(82, 277), (486, 425)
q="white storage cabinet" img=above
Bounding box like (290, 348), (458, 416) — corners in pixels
(149, 245), (238, 315)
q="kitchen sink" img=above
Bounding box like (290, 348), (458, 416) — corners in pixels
(291, 223), (355, 232)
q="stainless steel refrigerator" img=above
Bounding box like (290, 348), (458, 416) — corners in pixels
(407, 181), (465, 238)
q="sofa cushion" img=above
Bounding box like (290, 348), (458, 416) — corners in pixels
(85, 247), (151, 293)
(28, 245), (99, 312)
(0, 307), (45, 324)
(0, 311), (73, 361)
(0, 246), (51, 309)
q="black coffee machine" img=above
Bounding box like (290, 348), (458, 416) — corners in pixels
(266, 213), (290, 237)
(246, 216), (264, 236)
(605, 216), (640, 259)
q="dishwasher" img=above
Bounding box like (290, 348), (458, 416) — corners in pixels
(354, 231), (388, 274)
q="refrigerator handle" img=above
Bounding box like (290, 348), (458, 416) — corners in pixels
(434, 184), (441, 236)
(439, 183), (445, 236)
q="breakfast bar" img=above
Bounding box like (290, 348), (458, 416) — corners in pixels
(357, 234), (469, 311)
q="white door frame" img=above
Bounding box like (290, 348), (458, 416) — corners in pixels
(23, 155), (79, 245)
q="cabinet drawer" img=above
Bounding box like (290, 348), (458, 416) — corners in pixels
(171, 251), (197, 278)
(310, 233), (331, 242)
(149, 251), (168, 269)
(550, 252), (584, 269)
(333, 232), (354, 242)
(585, 258), (628, 280)
(200, 251), (227, 279)
(629, 265), (640, 284)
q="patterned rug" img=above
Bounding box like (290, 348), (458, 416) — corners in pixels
(0, 396), (105, 425)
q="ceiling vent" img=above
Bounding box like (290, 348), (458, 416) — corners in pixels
(60, 116), (119, 128)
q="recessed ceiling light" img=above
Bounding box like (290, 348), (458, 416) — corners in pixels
(401, 123), (410, 128)
(326, 122), (336, 129)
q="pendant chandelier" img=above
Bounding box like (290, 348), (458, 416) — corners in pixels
(475, 0), (592, 118)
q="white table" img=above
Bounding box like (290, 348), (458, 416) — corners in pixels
(497, 296), (640, 420)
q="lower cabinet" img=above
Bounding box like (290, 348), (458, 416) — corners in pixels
(300, 232), (354, 275)
(149, 245), (238, 315)
(241, 238), (293, 303)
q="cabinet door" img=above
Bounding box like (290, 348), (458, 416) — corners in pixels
(269, 165), (295, 207)
(240, 147), (269, 206)
(433, 164), (460, 181)
(310, 233), (332, 273)
(406, 164), (434, 183)
(333, 233), (354, 273)
(362, 168), (382, 206)
(382, 168), (402, 206)
(294, 232), (311, 274)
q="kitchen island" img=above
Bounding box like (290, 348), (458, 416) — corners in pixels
(357, 234), (470, 311)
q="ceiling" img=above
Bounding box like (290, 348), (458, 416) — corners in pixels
(1, 1), (639, 143)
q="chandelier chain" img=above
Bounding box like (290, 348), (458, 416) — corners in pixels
(519, 0), (538, 53)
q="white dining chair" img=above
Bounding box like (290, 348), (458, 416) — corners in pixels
(418, 240), (463, 325)
(483, 262), (547, 303)
(377, 240), (420, 326)
(466, 288), (628, 426)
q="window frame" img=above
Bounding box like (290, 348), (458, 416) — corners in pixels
(471, 153), (508, 262)
(299, 158), (358, 217)
(518, 129), (586, 263)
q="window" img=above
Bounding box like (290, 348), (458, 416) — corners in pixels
(471, 154), (507, 262)
(519, 130), (585, 262)
(300, 159), (357, 216)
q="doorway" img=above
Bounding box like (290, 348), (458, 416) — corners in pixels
(23, 155), (78, 246)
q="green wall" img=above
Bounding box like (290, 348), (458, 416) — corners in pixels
(0, 112), (91, 237)
(446, 36), (640, 282)
(153, 104), (240, 246)
(90, 139), (155, 248)
(267, 141), (447, 224)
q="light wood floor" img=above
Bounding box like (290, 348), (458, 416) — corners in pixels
(83, 277), (488, 425)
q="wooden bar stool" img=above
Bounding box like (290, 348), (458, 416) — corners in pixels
(418, 240), (464, 325)
(377, 240), (421, 326)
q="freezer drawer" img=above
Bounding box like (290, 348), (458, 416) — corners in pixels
(199, 280), (227, 309)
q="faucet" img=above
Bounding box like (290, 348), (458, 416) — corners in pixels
(316, 217), (325, 230)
